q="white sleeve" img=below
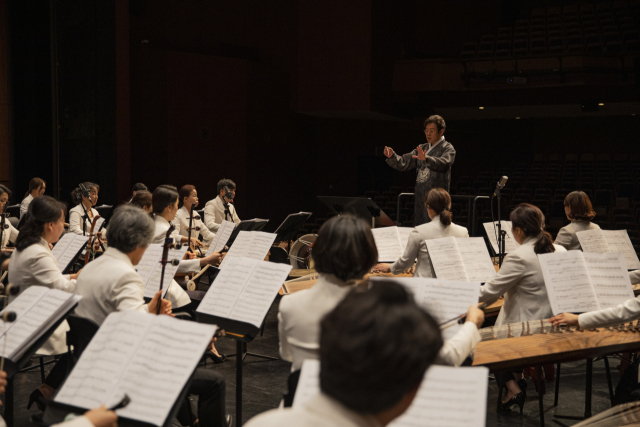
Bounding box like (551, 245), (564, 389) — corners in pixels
(198, 218), (216, 244)
(33, 251), (76, 292)
(554, 227), (572, 250)
(478, 252), (524, 303)
(112, 272), (148, 313)
(390, 229), (420, 274)
(20, 199), (28, 218)
(69, 209), (85, 235)
(204, 202), (220, 233)
(579, 295), (640, 330)
(8, 221), (19, 244)
(51, 415), (95, 427)
(278, 311), (293, 362)
(437, 321), (481, 366)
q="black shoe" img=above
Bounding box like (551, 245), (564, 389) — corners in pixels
(206, 350), (226, 364)
(27, 389), (46, 412)
(498, 392), (525, 414)
(517, 378), (528, 398)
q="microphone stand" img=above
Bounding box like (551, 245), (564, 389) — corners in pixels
(187, 204), (194, 253)
(79, 200), (90, 237)
(495, 187), (506, 267)
(0, 210), (7, 250)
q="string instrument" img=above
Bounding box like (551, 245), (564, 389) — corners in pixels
(0, 210), (9, 250)
(0, 283), (19, 372)
(472, 319), (640, 371)
(157, 224), (181, 314)
(84, 215), (102, 265)
(184, 205), (204, 257)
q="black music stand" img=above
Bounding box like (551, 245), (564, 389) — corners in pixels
(59, 241), (89, 275)
(94, 204), (113, 224)
(273, 212), (312, 252)
(3, 303), (78, 427)
(316, 196), (395, 228)
(226, 219), (269, 248)
(196, 312), (275, 427)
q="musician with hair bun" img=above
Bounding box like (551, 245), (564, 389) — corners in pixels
(479, 203), (566, 411)
(20, 177), (46, 219)
(554, 191), (600, 251)
(0, 184), (19, 250)
(69, 182), (100, 236)
(129, 190), (153, 213)
(174, 185), (216, 246)
(374, 187), (468, 277)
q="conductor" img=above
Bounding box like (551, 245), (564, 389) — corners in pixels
(384, 115), (455, 226)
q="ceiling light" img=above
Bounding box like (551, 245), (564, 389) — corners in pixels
(479, 107), (484, 110)
(598, 103), (604, 106)
(515, 117), (520, 119)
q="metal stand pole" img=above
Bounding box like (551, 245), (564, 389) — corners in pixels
(236, 339), (243, 426)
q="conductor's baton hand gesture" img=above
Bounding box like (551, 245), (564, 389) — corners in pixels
(412, 146), (427, 161)
(383, 147), (394, 158)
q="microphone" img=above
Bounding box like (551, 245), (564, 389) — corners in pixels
(492, 176), (508, 197)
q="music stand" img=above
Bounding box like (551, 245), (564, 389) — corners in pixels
(273, 212), (312, 252)
(94, 204), (113, 224)
(316, 196), (394, 228)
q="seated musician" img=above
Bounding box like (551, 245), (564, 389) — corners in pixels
(478, 203), (566, 412)
(8, 196), (81, 412)
(247, 281), (443, 427)
(279, 215), (484, 373)
(71, 205), (229, 427)
(129, 182), (148, 202)
(0, 185), (19, 250)
(174, 185), (216, 246)
(554, 191), (600, 251)
(69, 182), (100, 236)
(20, 177), (46, 219)
(129, 189), (152, 213)
(204, 178), (240, 234)
(374, 188), (468, 276)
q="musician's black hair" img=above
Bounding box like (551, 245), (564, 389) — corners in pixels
(70, 182), (99, 206)
(15, 196), (65, 251)
(0, 184), (11, 199)
(510, 203), (555, 254)
(107, 205), (155, 253)
(425, 188), (452, 226)
(152, 185), (179, 215)
(312, 214), (377, 283)
(320, 280), (443, 414)
(217, 179), (236, 194)
(423, 114), (446, 132)
(131, 182), (147, 193)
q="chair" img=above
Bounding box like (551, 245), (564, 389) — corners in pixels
(594, 190), (614, 208)
(615, 221), (638, 231)
(66, 315), (100, 367)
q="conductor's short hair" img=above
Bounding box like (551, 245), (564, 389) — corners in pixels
(320, 280), (443, 413)
(423, 115), (446, 132)
(312, 215), (377, 283)
(217, 179), (236, 194)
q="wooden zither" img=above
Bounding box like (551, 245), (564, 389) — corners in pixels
(473, 319), (640, 371)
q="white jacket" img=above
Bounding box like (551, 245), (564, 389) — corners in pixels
(68, 204), (100, 236)
(479, 236), (567, 326)
(172, 206), (215, 245)
(0, 219), (18, 249)
(20, 194), (33, 219)
(203, 196), (240, 234)
(554, 220), (600, 251)
(578, 270), (640, 329)
(8, 238), (76, 355)
(391, 216), (469, 277)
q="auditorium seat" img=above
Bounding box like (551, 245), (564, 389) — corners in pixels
(615, 221), (638, 231)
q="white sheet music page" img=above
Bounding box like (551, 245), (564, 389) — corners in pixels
(51, 233), (75, 262)
(206, 220), (235, 256)
(539, 251), (600, 314)
(292, 359), (321, 409)
(371, 226), (403, 262)
(425, 237), (469, 281)
(95, 217), (106, 232)
(398, 227), (414, 255)
(143, 245), (189, 299)
(135, 244), (163, 286)
(583, 252), (635, 310)
(57, 235), (90, 272)
(604, 230), (640, 270)
(228, 261), (291, 328)
(0, 286), (49, 345)
(390, 365), (488, 427)
(457, 237), (497, 282)
(244, 232), (277, 261)
(576, 229), (610, 253)
(197, 257), (259, 319)
(483, 221), (518, 254)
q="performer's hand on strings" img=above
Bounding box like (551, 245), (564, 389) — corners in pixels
(190, 237), (203, 248)
(549, 313), (579, 327)
(85, 405), (118, 427)
(383, 146), (394, 158)
(70, 269), (83, 280)
(372, 263), (391, 273)
(149, 291), (173, 317)
(465, 305), (485, 329)
(200, 251), (222, 267)
(412, 146), (427, 161)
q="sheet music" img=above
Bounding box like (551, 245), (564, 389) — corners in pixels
(577, 229), (610, 253)
(390, 366), (488, 427)
(292, 359), (321, 409)
(55, 311), (216, 426)
(56, 235), (90, 272)
(197, 257), (291, 328)
(50, 233), (76, 263)
(205, 220), (235, 256)
(143, 246), (189, 299)
(539, 251), (600, 314)
(604, 230), (640, 270)
(425, 237), (469, 281)
(0, 286), (49, 340)
(456, 237), (497, 282)
(94, 217), (106, 232)
(371, 227), (403, 262)
(135, 244), (163, 285)
(398, 227), (414, 254)
(483, 221), (518, 254)
(220, 231), (276, 267)
(584, 252), (635, 310)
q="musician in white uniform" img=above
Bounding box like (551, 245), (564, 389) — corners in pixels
(374, 188), (468, 277)
(478, 203), (566, 411)
(247, 281), (443, 427)
(554, 191), (600, 251)
(204, 179), (240, 234)
(173, 185), (215, 246)
(20, 177), (46, 219)
(279, 215), (484, 374)
(8, 196), (81, 412)
(68, 182), (100, 236)
(0, 185), (19, 249)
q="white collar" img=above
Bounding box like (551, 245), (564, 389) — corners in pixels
(429, 136), (444, 148)
(103, 247), (134, 267)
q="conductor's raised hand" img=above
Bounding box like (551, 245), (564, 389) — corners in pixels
(383, 146), (394, 158)
(549, 313), (579, 327)
(84, 405), (118, 427)
(412, 146), (427, 161)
